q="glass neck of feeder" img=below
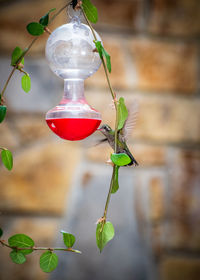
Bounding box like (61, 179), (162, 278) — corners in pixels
(62, 79), (85, 102)
(68, 5), (82, 25)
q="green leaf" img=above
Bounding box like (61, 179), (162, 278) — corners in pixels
(11, 47), (24, 66)
(111, 165), (119, 194)
(82, 0), (98, 23)
(110, 153), (131, 166)
(40, 251), (58, 273)
(21, 75), (31, 93)
(61, 230), (75, 248)
(8, 234), (34, 255)
(94, 41), (103, 58)
(39, 8), (56, 27)
(96, 221), (115, 252)
(26, 22), (44, 36)
(1, 149), (13, 170)
(0, 228), (3, 238)
(0, 105), (7, 123)
(94, 41), (111, 72)
(102, 47), (111, 73)
(117, 97), (128, 130)
(10, 250), (26, 264)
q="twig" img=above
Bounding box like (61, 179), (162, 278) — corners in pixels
(0, 239), (81, 254)
(49, 0), (72, 25)
(81, 6), (119, 220)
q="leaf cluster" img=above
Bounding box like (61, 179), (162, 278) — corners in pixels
(0, 8), (57, 167)
(26, 8), (56, 36)
(11, 47), (31, 93)
(0, 228), (80, 273)
(82, 0), (131, 253)
(0, 45), (31, 148)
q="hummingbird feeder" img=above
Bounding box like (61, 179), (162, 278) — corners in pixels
(45, 9), (102, 141)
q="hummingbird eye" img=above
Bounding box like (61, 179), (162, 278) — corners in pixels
(100, 124), (111, 132)
(104, 125), (111, 131)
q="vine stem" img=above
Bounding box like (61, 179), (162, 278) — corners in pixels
(0, 1), (73, 100)
(1, 67), (16, 100)
(81, 7), (117, 105)
(49, 0), (72, 24)
(103, 165), (116, 219)
(81, 6), (119, 220)
(0, 239), (81, 254)
(0, 36), (38, 99)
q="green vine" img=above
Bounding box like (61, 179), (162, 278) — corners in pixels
(0, 229), (81, 272)
(0, 0), (138, 272)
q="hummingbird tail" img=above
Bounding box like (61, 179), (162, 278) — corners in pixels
(130, 157), (139, 166)
(125, 150), (139, 166)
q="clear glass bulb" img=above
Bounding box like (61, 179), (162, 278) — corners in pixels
(45, 13), (102, 141)
(45, 15), (102, 79)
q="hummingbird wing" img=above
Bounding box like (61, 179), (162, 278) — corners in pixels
(121, 100), (139, 141)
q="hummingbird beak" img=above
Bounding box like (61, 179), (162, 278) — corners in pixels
(97, 127), (102, 131)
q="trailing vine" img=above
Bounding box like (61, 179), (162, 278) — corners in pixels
(0, 0), (138, 272)
(0, 229), (81, 272)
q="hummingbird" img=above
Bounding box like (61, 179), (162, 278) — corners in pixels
(98, 102), (139, 166)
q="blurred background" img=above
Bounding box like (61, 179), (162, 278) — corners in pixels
(0, 0), (200, 279)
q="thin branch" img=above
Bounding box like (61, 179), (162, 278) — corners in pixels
(81, 5), (119, 220)
(18, 68), (29, 76)
(0, 240), (11, 249)
(49, 0), (72, 24)
(1, 67), (16, 99)
(103, 165), (115, 218)
(0, 239), (81, 254)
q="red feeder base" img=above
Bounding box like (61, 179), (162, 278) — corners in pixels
(46, 118), (101, 141)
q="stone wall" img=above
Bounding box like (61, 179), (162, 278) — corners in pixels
(0, 0), (200, 280)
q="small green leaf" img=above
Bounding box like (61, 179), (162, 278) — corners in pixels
(94, 41), (111, 72)
(0, 105), (7, 123)
(39, 16), (48, 27)
(96, 221), (115, 252)
(0, 228), (3, 238)
(26, 22), (44, 36)
(102, 47), (111, 73)
(40, 251), (58, 273)
(61, 230), (75, 248)
(10, 251), (26, 264)
(39, 8), (56, 27)
(82, 0), (98, 23)
(1, 149), (13, 170)
(21, 75), (31, 93)
(11, 47), (24, 66)
(110, 153), (131, 166)
(8, 234), (34, 255)
(111, 165), (119, 194)
(94, 41), (103, 58)
(117, 97), (128, 130)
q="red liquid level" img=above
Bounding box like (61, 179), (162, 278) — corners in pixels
(46, 118), (101, 141)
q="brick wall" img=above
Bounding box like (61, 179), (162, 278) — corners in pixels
(0, 0), (200, 279)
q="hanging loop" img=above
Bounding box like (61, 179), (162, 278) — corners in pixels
(67, 4), (82, 20)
